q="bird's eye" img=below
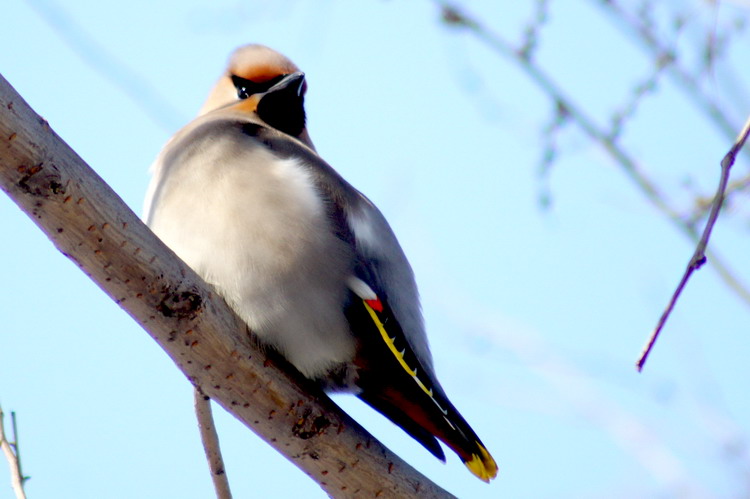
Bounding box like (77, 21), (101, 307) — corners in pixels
(231, 74), (289, 100)
(231, 75), (261, 99)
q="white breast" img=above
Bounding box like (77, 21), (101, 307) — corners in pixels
(145, 129), (356, 378)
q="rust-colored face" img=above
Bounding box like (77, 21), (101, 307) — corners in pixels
(199, 44), (307, 116)
(198, 45), (316, 149)
(229, 93), (261, 113)
(228, 44), (303, 91)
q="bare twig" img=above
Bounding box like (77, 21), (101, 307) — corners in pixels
(595, 0), (746, 150)
(607, 61), (663, 142)
(0, 405), (27, 499)
(438, 3), (675, 218)
(435, 2), (750, 307)
(637, 114), (750, 371)
(686, 173), (750, 225)
(194, 389), (233, 499)
(538, 101), (569, 208)
(518, 0), (550, 60)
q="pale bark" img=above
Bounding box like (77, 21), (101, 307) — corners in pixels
(0, 72), (453, 498)
(0, 406), (26, 499)
(194, 388), (233, 499)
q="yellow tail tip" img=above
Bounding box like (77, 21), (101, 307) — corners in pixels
(464, 442), (498, 482)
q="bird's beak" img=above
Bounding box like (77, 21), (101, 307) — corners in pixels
(255, 71), (308, 138)
(268, 71), (305, 97)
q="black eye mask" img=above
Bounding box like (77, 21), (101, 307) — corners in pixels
(231, 74), (287, 99)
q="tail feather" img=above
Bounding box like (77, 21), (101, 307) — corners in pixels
(464, 442), (498, 483)
(358, 390), (446, 461)
(358, 377), (497, 482)
(347, 296), (498, 481)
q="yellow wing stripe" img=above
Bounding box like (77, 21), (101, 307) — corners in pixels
(363, 300), (499, 482)
(363, 300), (419, 378)
(362, 300), (453, 422)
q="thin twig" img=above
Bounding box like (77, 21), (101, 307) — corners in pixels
(9, 413), (24, 487)
(686, 173), (750, 225)
(438, 2), (677, 219)
(637, 114), (750, 371)
(518, 0), (550, 60)
(595, 0), (746, 150)
(0, 406), (27, 499)
(194, 388), (233, 499)
(437, 2), (750, 308)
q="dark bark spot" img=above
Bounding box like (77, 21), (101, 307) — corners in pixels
(156, 289), (202, 319)
(16, 164), (44, 196)
(49, 180), (64, 194)
(292, 409), (331, 440)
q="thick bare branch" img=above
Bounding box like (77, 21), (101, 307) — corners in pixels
(0, 73), (453, 498)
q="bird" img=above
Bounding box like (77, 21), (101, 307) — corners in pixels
(143, 44), (498, 482)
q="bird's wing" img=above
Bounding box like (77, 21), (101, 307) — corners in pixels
(238, 121), (497, 481)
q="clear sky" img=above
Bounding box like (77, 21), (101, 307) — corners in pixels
(2, 1), (750, 498)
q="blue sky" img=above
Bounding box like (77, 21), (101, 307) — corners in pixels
(2, 1), (750, 498)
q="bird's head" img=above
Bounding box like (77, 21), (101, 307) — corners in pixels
(199, 44), (314, 148)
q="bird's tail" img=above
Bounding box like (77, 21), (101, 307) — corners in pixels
(352, 299), (498, 482)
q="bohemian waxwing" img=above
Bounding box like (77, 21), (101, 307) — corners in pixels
(143, 44), (498, 482)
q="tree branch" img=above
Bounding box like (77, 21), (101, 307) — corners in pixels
(637, 114), (750, 371)
(0, 73), (453, 498)
(594, 0), (746, 152)
(435, 2), (750, 309)
(0, 405), (27, 499)
(685, 173), (750, 226)
(194, 388), (233, 499)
